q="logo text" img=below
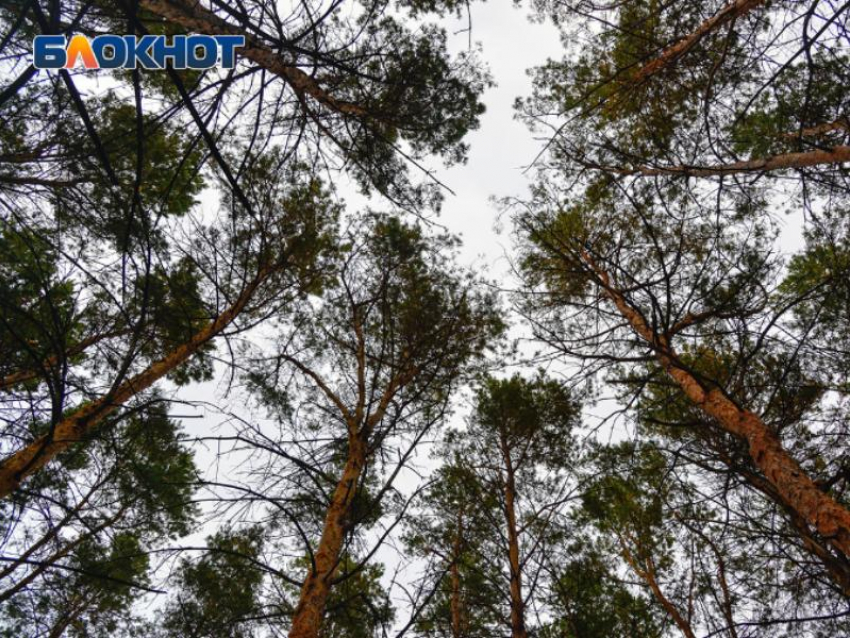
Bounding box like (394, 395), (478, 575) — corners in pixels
(33, 34), (245, 70)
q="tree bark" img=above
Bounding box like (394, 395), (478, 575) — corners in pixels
(288, 435), (367, 638)
(783, 118), (850, 139)
(0, 266), (273, 499)
(594, 145), (850, 178)
(45, 591), (94, 638)
(138, 0), (368, 118)
(634, 0), (767, 82)
(499, 435), (528, 638)
(284, 329), (415, 637)
(450, 507), (464, 638)
(581, 251), (850, 559)
(619, 537), (697, 638)
(730, 459), (850, 596)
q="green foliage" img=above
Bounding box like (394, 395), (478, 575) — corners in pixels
(129, 258), (213, 385)
(73, 532), (151, 620)
(732, 55), (850, 156)
(634, 343), (823, 442)
(408, 374), (582, 635)
(161, 527), (265, 638)
(0, 224), (81, 383)
(0, 532), (151, 638)
(283, 554), (395, 638)
(581, 443), (668, 545)
(52, 97), (205, 248)
(249, 212), (504, 431)
(220, 156), (343, 296)
(472, 372), (581, 466)
(543, 541), (662, 638)
(405, 461), (504, 637)
(112, 402), (199, 539)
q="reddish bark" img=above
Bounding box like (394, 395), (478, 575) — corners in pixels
(784, 118), (850, 139)
(581, 252), (850, 559)
(138, 0), (368, 118)
(287, 435), (366, 638)
(596, 146), (850, 178)
(619, 537), (697, 638)
(731, 461), (850, 596)
(285, 307), (416, 636)
(635, 0), (767, 82)
(0, 267), (273, 499)
(450, 508), (464, 638)
(499, 435), (528, 638)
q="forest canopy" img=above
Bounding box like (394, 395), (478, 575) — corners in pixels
(1, 1), (850, 637)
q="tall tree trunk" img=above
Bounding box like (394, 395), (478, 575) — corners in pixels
(729, 459), (850, 596)
(581, 251), (850, 559)
(634, 0), (767, 82)
(0, 266), (273, 499)
(500, 436), (528, 638)
(705, 537), (738, 638)
(288, 435), (367, 638)
(450, 506), (464, 638)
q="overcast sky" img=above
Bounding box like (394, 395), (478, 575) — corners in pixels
(420, 5), (564, 276)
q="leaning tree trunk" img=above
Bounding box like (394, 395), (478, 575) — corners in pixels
(581, 251), (850, 559)
(0, 266), (273, 499)
(597, 146), (850, 178)
(618, 537), (697, 638)
(138, 0), (367, 118)
(288, 435), (367, 638)
(732, 461), (850, 596)
(634, 0), (767, 82)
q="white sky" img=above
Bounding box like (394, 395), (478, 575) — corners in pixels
(421, 5), (564, 278)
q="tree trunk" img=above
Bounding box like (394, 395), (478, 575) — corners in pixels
(288, 435), (367, 638)
(138, 0), (367, 118)
(0, 266), (272, 499)
(46, 591), (93, 638)
(730, 460), (850, 596)
(619, 538), (697, 638)
(500, 436), (528, 638)
(450, 506), (464, 638)
(783, 118), (850, 139)
(634, 0), (767, 82)
(596, 145), (850, 178)
(582, 251), (850, 559)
